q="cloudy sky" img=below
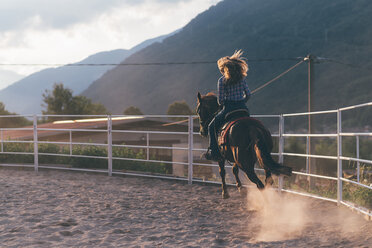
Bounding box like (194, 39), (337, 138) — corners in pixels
(0, 0), (221, 79)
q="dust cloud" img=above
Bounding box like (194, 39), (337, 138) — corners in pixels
(246, 187), (310, 242)
(245, 186), (369, 243)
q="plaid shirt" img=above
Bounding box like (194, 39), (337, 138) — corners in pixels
(218, 76), (251, 105)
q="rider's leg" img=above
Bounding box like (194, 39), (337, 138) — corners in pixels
(204, 109), (226, 160)
(207, 118), (219, 157)
(204, 101), (247, 161)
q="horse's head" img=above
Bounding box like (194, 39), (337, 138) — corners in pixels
(196, 92), (219, 137)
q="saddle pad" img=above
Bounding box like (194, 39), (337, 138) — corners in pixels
(218, 117), (264, 146)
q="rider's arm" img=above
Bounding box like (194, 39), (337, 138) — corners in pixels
(218, 77), (224, 105)
(244, 79), (251, 102)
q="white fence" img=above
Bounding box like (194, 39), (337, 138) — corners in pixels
(281, 102), (372, 218)
(0, 102), (371, 219)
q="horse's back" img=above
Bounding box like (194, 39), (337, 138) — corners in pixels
(228, 118), (273, 150)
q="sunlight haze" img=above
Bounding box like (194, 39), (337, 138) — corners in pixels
(0, 0), (221, 77)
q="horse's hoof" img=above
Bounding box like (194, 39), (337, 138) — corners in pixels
(265, 177), (274, 186)
(222, 192), (230, 199)
(257, 182), (265, 190)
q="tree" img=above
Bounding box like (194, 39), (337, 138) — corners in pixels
(167, 101), (193, 121)
(42, 83), (73, 115)
(123, 106), (143, 115)
(0, 102), (9, 115)
(42, 83), (107, 116)
(71, 95), (107, 115)
(0, 102), (31, 127)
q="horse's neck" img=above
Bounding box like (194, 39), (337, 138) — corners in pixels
(205, 102), (219, 125)
(207, 112), (218, 127)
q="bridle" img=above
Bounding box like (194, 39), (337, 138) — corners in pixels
(200, 113), (215, 131)
(196, 101), (219, 136)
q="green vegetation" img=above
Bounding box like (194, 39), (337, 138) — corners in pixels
(123, 106), (143, 115)
(283, 136), (372, 208)
(0, 142), (33, 164)
(283, 174), (372, 209)
(344, 184), (372, 209)
(167, 100), (193, 116)
(0, 102), (32, 128)
(167, 100), (193, 121)
(42, 83), (107, 118)
(0, 142), (171, 174)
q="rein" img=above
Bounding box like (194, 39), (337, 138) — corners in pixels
(200, 109), (219, 132)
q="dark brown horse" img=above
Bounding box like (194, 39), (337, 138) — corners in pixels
(196, 92), (292, 198)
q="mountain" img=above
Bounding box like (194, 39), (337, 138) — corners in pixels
(0, 69), (24, 90)
(82, 0), (372, 117)
(0, 32), (175, 114)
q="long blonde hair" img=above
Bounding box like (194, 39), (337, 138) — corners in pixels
(217, 50), (248, 85)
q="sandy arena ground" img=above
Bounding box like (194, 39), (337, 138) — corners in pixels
(0, 167), (371, 247)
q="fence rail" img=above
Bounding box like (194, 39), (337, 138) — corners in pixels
(0, 102), (371, 219)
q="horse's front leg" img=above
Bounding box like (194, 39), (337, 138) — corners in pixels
(218, 160), (229, 199)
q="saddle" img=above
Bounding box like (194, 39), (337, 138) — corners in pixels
(218, 109), (250, 146)
(225, 109), (250, 121)
(218, 109), (265, 146)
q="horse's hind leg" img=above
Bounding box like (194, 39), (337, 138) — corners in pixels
(265, 170), (274, 186)
(244, 166), (265, 190)
(234, 147), (264, 190)
(218, 160), (229, 199)
(254, 143), (273, 186)
(231, 147), (244, 193)
(233, 164), (245, 193)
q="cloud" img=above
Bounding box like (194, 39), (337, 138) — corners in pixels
(0, 0), (197, 31)
(0, 0), (221, 75)
(0, 0), (123, 31)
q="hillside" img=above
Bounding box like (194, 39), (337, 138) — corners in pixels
(82, 0), (372, 117)
(0, 49), (131, 114)
(0, 69), (24, 90)
(0, 32), (175, 114)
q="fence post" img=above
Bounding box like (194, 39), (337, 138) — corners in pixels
(146, 133), (150, 160)
(33, 115), (38, 173)
(188, 116), (193, 185)
(1, 129), (3, 152)
(69, 130), (72, 155)
(306, 136), (309, 175)
(278, 115), (284, 192)
(337, 109), (342, 204)
(107, 115), (112, 176)
(356, 135), (360, 183)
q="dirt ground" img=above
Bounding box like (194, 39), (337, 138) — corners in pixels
(0, 167), (371, 247)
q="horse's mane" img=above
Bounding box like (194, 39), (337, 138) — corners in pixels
(205, 92), (217, 99)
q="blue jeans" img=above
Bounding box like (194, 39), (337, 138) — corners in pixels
(208, 100), (248, 156)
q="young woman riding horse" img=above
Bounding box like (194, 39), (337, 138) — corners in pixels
(203, 50), (250, 161)
(196, 50), (291, 198)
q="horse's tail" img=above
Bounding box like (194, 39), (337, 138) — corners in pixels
(253, 131), (292, 177)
